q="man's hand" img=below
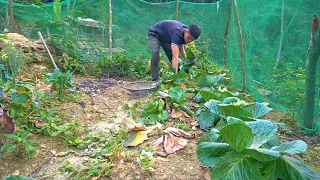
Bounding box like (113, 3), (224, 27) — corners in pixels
(179, 45), (186, 60)
(171, 44), (180, 73)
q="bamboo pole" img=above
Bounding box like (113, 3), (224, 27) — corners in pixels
(8, 0), (18, 33)
(275, 0), (284, 68)
(303, 15), (320, 129)
(108, 0), (112, 60)
(175, 0), (179, 20)
(223, 0), (232, 68)
(234, 0), (246, 91)
(37, 31), (58, 70)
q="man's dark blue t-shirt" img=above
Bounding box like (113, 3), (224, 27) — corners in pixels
(149, 20), (187, 46)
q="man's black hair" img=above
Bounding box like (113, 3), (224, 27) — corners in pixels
(188, 24), (201, 39)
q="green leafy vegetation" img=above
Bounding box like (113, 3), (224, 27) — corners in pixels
(59, 158), (115, 179)
(159, 87), (194, 116)
(139, 98), (169, 125)
(0, 40), (23, 84)
(1, 131), (38, 156)
(93, 53), (149, 79)
(60, 128), (128, 179)
(43, 69), (73, 99)
(0, 79), (36, 120)
(2, 175), (33, 180)
(137, 146), (154, 170)
(0, 34), (8, 41)
(196, 98), (272, 130)
(196, 120), (320, 179)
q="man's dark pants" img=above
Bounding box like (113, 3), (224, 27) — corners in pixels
(148, 31), (172, 81)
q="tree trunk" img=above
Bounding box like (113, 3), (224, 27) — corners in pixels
(176, 0), (179, 20)
(234, 0), (246, 91)
(275, 0), (284, 68)
(109, 0), (113, 60)
(303, 15), (320, 129)
(8, 0), (18, 33)
(223, 0), (232, 68)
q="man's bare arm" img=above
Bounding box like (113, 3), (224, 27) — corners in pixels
(179, 45), (186, 59)
(171, 44), (180, 73)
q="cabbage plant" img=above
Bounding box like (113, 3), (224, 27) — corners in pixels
(197, 120), (320, 180)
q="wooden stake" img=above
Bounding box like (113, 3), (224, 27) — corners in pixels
(223, 0), (232, 68)
(234, 0), (246, 91)
(176, 0), (179, 20)
(108, 0), (112, 60)
(8, 0), (18, 33)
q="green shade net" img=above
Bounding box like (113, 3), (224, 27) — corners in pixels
(0, 0), (319, 124)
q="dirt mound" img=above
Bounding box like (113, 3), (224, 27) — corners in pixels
(0, 33), (45, 53)
(1, 33), (55, 66)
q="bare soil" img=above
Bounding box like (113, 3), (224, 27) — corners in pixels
(0, 61), (208, 179)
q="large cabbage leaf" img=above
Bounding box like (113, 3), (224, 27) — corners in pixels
(219, 123), (255, 152)
(211, 152), (263, 180)
(196, 142), (231, 168)
(275, 156), (320, 180)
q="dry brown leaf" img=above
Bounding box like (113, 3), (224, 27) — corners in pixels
(178, 83), (187, 89)
(2, 89), (8, 103)
(164, 127), (192, 139)
(164, 132), (188, 154)
(124, 119), (147, 131)
(123, 131), (149, 147)
(0, 106), (15, 133)
(170, 109), (183, 119)
(181, 111), (191, 118)
(91, 176), (99, 180)
(179, 117), (187, 123)
(102, 153), (113, 161)
(32, 119), (46, 128)
(152, 136), (164, 152)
